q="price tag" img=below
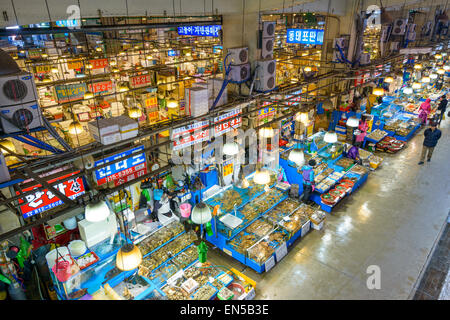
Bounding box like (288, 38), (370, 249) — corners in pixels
(223, 248), (233, 256)
(275, 242), (288, 262)
(264, 255), (276, 272)
(301, 221), (311, 237)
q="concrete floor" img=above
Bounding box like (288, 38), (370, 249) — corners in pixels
(209, 118), (450, 300)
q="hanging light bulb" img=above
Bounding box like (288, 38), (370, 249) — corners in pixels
(421, 76), (430, 83)
(372, 87), (384, 96)
(51, 66), (59, 73)
(191, 202), (212, 224)
(259, 127), (274, 138)
(430, 73), (438, 79)
(85, 199), (111, 222)
(435, 53), (442, 59)
(118, 83), (129, 92)
(412, 82), (421, 89)
(295, 111), (309, 124)
(128, 106), (142, 119)
(167, 100), (179, 109)
(288, 148), (305, 166)
(109, 59), (117, 66)
(116, 243), (142, 271)
(384, 76), (394, 83)
(111, 67), (120, 73)
(324, 131), (338, 143)
(41, 53), (48, 58)
(119, 50), (126, 56)
(85, 62), (93, 69)
(95, 46), (102, 52)
(68, 121), (84, 135)
(444, 65), (450, 71)
(223, 141), (239, 156)
(304, 66), (312, 72)
(146, 54), (153, 60)
(437, 68), (445, 74)
(413, 63), (422, 69)
(403, 87), (413, 94)
(84, 90), (94, 99)
(253, 164), (271, 185)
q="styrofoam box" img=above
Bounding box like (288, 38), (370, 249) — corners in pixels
(312, 220), (324, 230)
(88, 118), (119, 137)
(112, 116), (138, 139)
(92, 132), (121, 145)
(185, 87), (208, 117)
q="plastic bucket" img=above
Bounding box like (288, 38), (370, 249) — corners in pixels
(228, 283), (245, 300)
(52, 260), (72, 282)
(153, 189), (163, 201)
(180, 203), (192, 218)
(63, 216), (77, 230)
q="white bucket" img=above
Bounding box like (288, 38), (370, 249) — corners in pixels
(63, 217), (77, 230)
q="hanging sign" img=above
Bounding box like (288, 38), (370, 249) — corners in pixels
(306, 123), (314, 137)
(89, 58), (108, 69)
(27, 49), (42, 59)
(35, 64), (52, 73)
(286, 29), (325, 45)
(54, 83), (87, 103)
(223, 158), (234, 177)
(67, 59), (84, 70)
(89, 80), (113, 94)
(172, 120), (210, 151)
(177, 25), (222, 37)
(264, 255), (276, 272)
(17, 171), (85, 219)
(130, 74), (153, 88)
(93, 145), (147, 186)
(214, 108), (242, 137)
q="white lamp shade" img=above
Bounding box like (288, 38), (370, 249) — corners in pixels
(68, 121), (84, 135)
(373, 87), (384, 96)
(85, 200), (111, 222)
(288, 148), (305, 166)
(421, 76), (430, 83)
(223, 142), (239, 156)
(430, 73), (438, 79)
(346, 117), (359, 127)
(129, 107), (142, 119)
(444, 65), (450, 71)
(304, 66), (312, 72)
(116, 244), (142, 271)
(324, 131), (338, 143)
(253, 168), (271, 185)
(414, 63), (422, 69)
(191, 202), (212, 224)
(259, 127), (274, 138)
(295, 112), (309, 124)
(437, 68), (445, 74)
(403, 87), (413, 94)
(384, 76), (394, 83)
(412, 82), (421, 89)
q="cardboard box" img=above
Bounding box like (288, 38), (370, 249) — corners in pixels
(185, 87), (208, 117)
(112, 116), (138, 140)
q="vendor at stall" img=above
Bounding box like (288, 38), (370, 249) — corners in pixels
(354, 118), (368, 148)
(300, 159), (316, 204)
(344, 143), (362, 164)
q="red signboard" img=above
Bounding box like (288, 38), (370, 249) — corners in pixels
(89, 80), (113, 94)
(113, 166), (148, 187)
(89, 58), (109, 69)
(130, 74), (152, 88)
(17, 171), (85, 219)
(96, 163), (147, 186)
(214, 109), (242, 137)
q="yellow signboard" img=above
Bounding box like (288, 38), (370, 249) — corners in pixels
(35, 65), (52, 73)
(67, 59), (83, 70)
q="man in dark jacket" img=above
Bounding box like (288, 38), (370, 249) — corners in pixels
(437, 94), (448, 126)
(418, 121), (442, 165)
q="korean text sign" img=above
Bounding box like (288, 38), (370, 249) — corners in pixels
(177, 25), (221, 37)
(94, 145), (147, 186)
(214, 108), (242, 137)
(286, 29), (324, 45)
(18, 172), (85, 219)
(172, 120), (210, 151)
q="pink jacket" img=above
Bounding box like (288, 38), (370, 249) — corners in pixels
(356, 121), (368, 142)
(419, 99), (431, 115)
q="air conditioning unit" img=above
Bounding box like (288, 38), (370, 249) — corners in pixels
(262, 21), (276, 38)
(360, 53), (370, 66)
(227, 47), (249, 65)
(439, 21), (449, 35)
(261, 37), (274, 59)
(255, 59), (276, 92)
(229, 63), (251, 82)
(0, 102), (44, 133)
(422, 21), (433, 36)
(407, 23), (416, 33)
(0, 72), (38, 107)
(391, 19), (408, 35)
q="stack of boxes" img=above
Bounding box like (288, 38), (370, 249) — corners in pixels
(185, 86), (208, 117)
(197, 77), (228, 108)
(88, 116), (139, 145)
(335, 125), (347, 143)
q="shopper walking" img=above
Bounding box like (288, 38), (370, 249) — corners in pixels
(418, 121), (442, 165)
(436, 94), (448, 126)
(418, 98), (431, 125)
(300, 159), (316, 204)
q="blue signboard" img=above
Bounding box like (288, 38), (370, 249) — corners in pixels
(94, 145), (146, 185)
(286, 29), (325, 45)
(177, 25), (222, 37)
(168, 50), (178, 57)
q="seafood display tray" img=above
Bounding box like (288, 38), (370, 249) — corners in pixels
(142, 230), (186, 259)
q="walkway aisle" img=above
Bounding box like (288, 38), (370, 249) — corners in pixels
(209, 118), (450, 300)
